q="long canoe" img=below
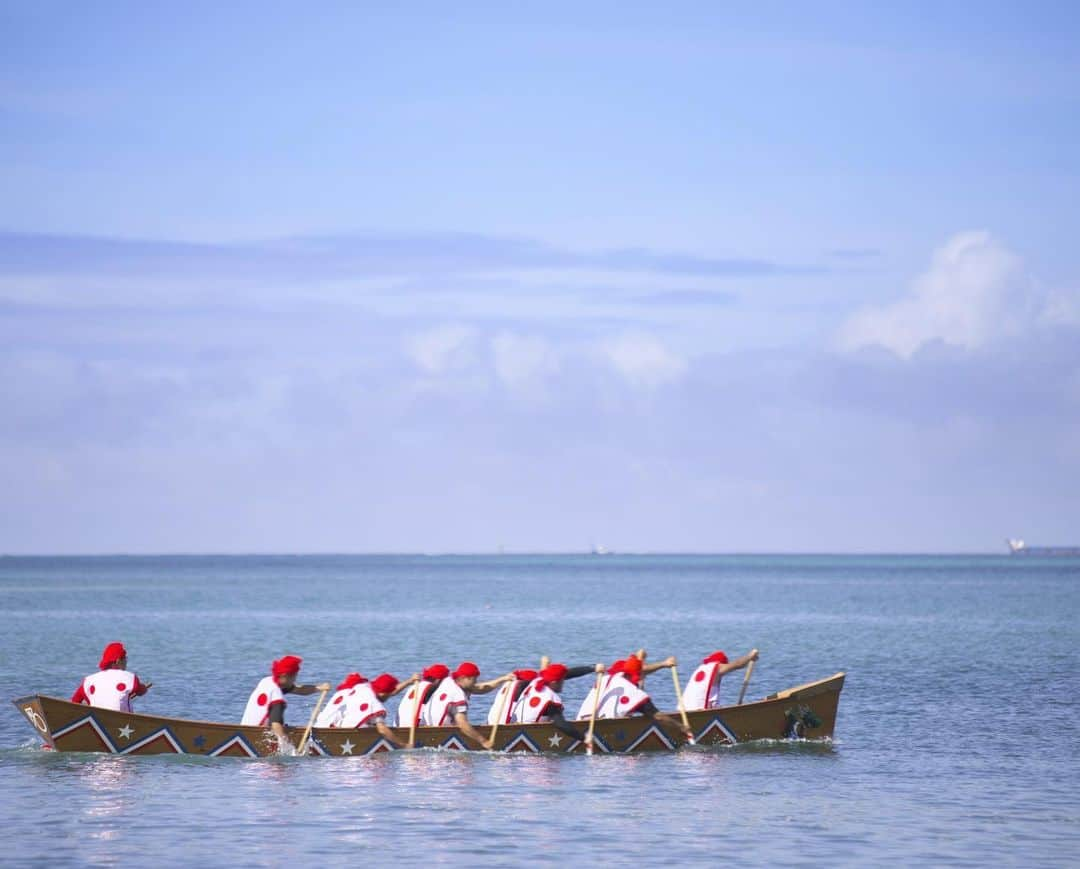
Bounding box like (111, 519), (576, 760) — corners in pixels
(12, 672), (844, 757)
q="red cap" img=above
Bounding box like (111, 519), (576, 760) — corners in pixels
(99, 642), (127, 670)
(539, 663), (568, 685)
(513, 669), (538, 682)
(622, 656), (643, 685)
(371, 673), (398, 695)
(422, 664), (450, 682)
(272, 655), (303, 678)
(336, 672), (367, 691)
(704, 651), (729, 665)
(453, 661), (480, 679)
(608, 659), (626, 675)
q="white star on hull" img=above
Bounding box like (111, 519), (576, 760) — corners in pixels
(340, 739), (355, 755)
(118, 724), (134, 740)
(547, 733), (563, 748)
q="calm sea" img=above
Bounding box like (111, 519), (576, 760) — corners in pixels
(1, 554), (1077, 866)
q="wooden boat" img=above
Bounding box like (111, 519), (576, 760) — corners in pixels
(12, 672), (844, 757)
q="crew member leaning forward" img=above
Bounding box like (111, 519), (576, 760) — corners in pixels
(317, 671), (418, 749)
(577, 655), (693, 742)
(241, 655), (330, 753)
(421, 661), (512, 750)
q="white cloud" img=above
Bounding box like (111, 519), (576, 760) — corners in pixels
(837, 231), (1044, 358)
(404, 324), (477, 374)
(599, 333), (686, 388)
(490, 332), (560, 390)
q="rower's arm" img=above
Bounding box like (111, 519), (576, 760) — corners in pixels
(473, 672), (514, 694)
(547, 708), (585, 742)
(374, 718), (411, 749)
(563, 665), (595, 680)
(268, 704), (295, 751)
(718, 649), (759, 676)
(642, 656), (677, 675)
(388, 674), (420, 698)
(640, 700), (693, 741)
(292, 682), (331, 696)
(452, 710), (493, 750)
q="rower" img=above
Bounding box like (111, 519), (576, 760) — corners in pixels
(486, 669), (537, 727)
(394, 663), (449, 729)
(421, 661), (512, 750)
(514, 663), (592, 746)
(71, 642), (152, 712)
(682, 649), (759, 711)
(241, 655), (330, 753)
(317, 672), (418, 749)
(576, 655), (692, 741)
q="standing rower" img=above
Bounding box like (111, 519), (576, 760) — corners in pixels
(71, 642), (152, 712)
(421, 661), (511, 750)
(682, 649), (759, 711)
(241, 655), (330, 753)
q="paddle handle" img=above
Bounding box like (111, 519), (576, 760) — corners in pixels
(488, 680), (513, 745)
(407, 687), (421, 748)
(737, 659), (756, 706)
(297, 687), (329, 756)
(670, 664), (695, 745)
(585, 666), (604, 755)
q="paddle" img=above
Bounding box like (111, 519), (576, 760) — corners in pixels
(297, 686), (329, 756)
(669, 663), (695, 745)
(407, 685), (422, 749)
(737, 658), (756, 706)
(488, 676), (514, 747)
(585, 663), (604, 755)
(635, 648), (647, 689)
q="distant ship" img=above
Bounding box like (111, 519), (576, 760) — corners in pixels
(590, 544), (613, 556)
(1006, 538), (1080, 556)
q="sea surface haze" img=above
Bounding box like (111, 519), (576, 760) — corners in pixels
(1, 554), (1077, 866)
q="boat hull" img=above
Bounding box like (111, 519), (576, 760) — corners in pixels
(13, 672), (844, 757)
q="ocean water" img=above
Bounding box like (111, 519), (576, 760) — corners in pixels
(0, 554), (1077, 867)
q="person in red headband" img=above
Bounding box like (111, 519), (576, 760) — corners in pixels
(513, 662), (599, 747)
(577, 652), (692, 742)
(394, 663), (450, 730)
(71, 642), (153, 713)
(241, 655), (330, 753)
(316, 671), (419, 748)
(486, 669), (538, 728)
(682, 648), (759, 711)
(420, 661), (513, 750)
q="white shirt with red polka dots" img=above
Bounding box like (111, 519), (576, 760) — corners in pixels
(514, 678), (562, 724)
(337, 682), (387, 728)
(486, 680), (525, 725)
(394, 679), (434, 728)
(314, 687), (351, 728)
(576, 673), (650, 720)
(682, 661), (723, 711)
(241, 676), (286, 726)
(421, 677), (468, 726)
(80, 669), (141, 713)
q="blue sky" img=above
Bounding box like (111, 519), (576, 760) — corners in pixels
(2, 3), (1078, 552)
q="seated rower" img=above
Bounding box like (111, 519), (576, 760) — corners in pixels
(486, 669), (537, 726)
(514, 663), (593, 746)
(394, 663), (449, 729)
(71, 642), (152, 712)
(421, 661), (512, 750)
(317, 672), (418, 749)
(683, 648), (759, 711)
(241, 655), (330, 753)
(576, 655), (692, 741)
